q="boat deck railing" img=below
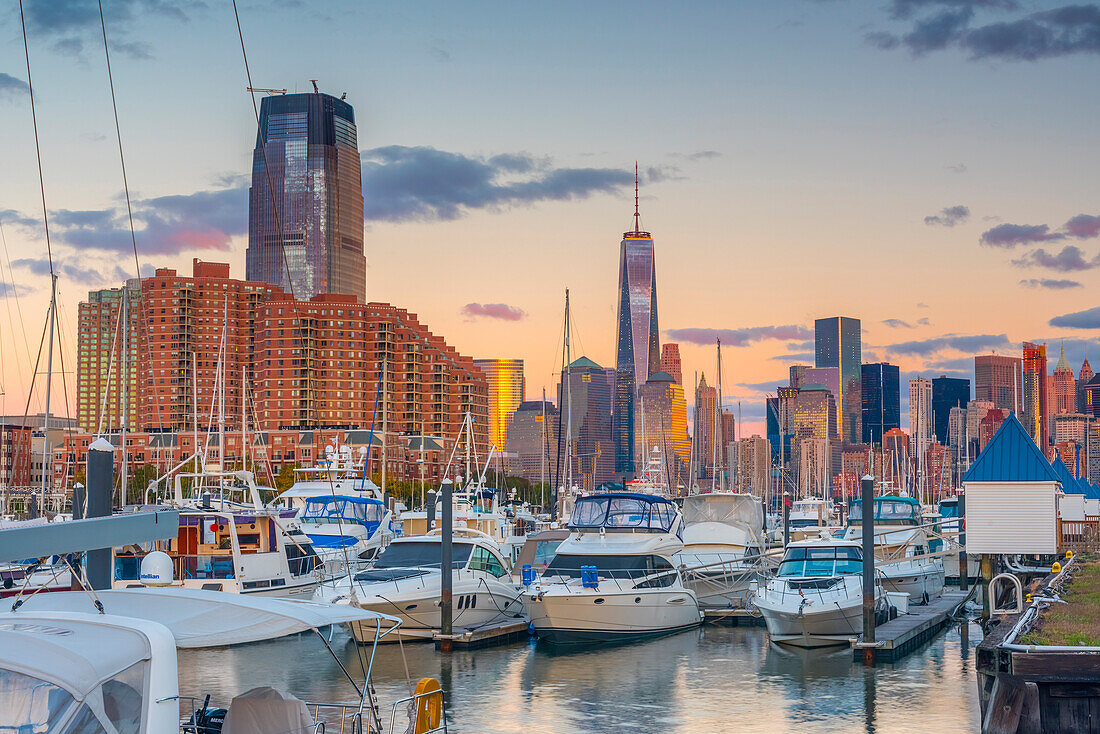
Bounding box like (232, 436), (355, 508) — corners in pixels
(757, 572), (879, 607)
(179, 695), (441, 734)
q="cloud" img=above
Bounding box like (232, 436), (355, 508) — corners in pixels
(888, 1), (1019, 21)
(0, 73), (29, 99)
(924, 204), (970, 227)
(980, 222), (1064, 248)
(7, 185), (247, 256)
(1050, 307), (1100, 329)
(769, 351), (815, 363)
(360, 146), (638, 222)
(12, 256), (135, 286)
(882, 318), (915, 329)
(945, 162), (968, 173)
(21, 0), (192, 61)
(737, 379), (786, 393)
(461, 303), (526, 322)
(665, 325), (813, 347)
(668, 151), (722, 161)
(918, 317), (931, 326)
(870, 2), (1100, 61)
(886, 333), (1012, 356)
(1065, 214), (1100, 239)
(1019, 278), (1083, 289)
(1012, 245), (1100, 272)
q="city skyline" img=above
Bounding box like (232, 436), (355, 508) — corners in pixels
(0, 1), (1098, 439)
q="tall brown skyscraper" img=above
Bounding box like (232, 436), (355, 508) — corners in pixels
(974, 354), (1022, 412)
(660, 343), (683, 385)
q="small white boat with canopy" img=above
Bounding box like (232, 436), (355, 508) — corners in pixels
(0, 587), (447, 733)
(752, 538), (889, 648)
(674, 493), (773, 607)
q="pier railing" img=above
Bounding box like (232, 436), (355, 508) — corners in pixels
(1058, 518), (1100, 552)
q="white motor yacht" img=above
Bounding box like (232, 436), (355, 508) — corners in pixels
(787, 498), (833, 541)
(674, 493), (768, 607)
(320, 529), (527, 642)
(753, 538), (889, 648)
(524, 493), (701, 644)
(841, 495), (945, 605)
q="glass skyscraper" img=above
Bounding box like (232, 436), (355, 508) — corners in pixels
(931, 376), (970, 443)
(815, 316), (862, 444)
(246, 91), (366, 301)
(861, 362), (900, 445)
(613, 194), (659, 476)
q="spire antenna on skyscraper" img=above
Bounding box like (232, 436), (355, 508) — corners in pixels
(634, 161), (641, 234)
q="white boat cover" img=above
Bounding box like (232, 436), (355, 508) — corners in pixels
(682, 494), (764, 534)
(222, 687), (314, 734)
(13, 587), (401, 648)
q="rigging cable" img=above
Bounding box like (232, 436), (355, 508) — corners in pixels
(96, 0), (171, 441)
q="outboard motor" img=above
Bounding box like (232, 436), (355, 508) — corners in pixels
(188, 696), (226, 733)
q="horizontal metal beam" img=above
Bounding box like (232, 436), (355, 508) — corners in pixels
(0, 510), (179, 562)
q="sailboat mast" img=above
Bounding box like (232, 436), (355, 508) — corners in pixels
(192, 351), (199, 471)
(540, 387), (547, 510)
(119, 284), (128, 506)
(40, 273), (57, 512)
(241, 365), (247, 471)
(714, 339), (723, 492)
(218, 295), (227, 470)
(382, 357), (388, 496)
(564, 289), (572, 492)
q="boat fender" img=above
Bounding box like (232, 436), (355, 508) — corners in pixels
(521, 564), (535, 586)
(580, 566), (598, 589)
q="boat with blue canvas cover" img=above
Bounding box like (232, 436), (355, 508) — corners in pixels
(524, 493), (701, 644)
(295, 494), (393, 577)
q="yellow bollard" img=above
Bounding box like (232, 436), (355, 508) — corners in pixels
(1052, 562), (1062, 573)
(1066, 550), (1074, 559)
(1025, 594), (1032, 604)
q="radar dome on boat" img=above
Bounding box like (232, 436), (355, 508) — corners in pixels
(139, 551), (174, 586)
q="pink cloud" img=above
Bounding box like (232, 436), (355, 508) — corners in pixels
(462, 302), (526, 322)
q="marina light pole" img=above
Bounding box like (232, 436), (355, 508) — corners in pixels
(860, 473), (876, 665)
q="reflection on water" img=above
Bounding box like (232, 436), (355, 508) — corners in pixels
(177, 621), (982, 733)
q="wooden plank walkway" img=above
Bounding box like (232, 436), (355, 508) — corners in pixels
(851, 590), (970, 663)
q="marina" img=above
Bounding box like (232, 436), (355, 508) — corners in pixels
(1, 1), (1099, 732)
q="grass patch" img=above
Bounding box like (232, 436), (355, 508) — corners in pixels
(1021, 560), (1100, 647)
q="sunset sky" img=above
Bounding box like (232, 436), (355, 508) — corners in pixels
(1, 0), (1098, 434)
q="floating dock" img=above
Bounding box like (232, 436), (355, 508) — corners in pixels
(433, 621), (530, 649)
(851, 590), (970, 663)
(702, 607), (767, 627)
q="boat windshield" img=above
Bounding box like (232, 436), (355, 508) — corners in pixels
(568, 494), (677, 532)
(848, 498), (920, 524)
(543, 553), (674, 580)
(939, 502), (959, 519)
(789, 518), (824, 529)
(778, 546), (863, 577)
(301, 496), (385, 527)
(374, 541), (473, 570)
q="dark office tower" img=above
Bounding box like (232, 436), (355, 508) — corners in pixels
(559, 357), (616, 491)
(932, 375), (970, 442)
(815, 317), (862, 444)
(246, 90), (365, 301)
(861, 362), (900, 445)
(613, 168), (659, 476)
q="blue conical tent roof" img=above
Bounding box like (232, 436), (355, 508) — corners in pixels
(1051, 456), (1083, 494)
(1075, 476), (1100, 499)
(962, 412), (1061, 484)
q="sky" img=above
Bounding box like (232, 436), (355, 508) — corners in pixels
(0, 0), (1098, 435)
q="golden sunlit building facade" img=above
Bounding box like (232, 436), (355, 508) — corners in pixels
(473, 359), (525, 451)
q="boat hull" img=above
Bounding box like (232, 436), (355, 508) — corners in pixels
(525, 586), (701, 644)
(341, 577), (527, 643)
(755, 595), (875, 648)
(879, 561), (945, 604)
